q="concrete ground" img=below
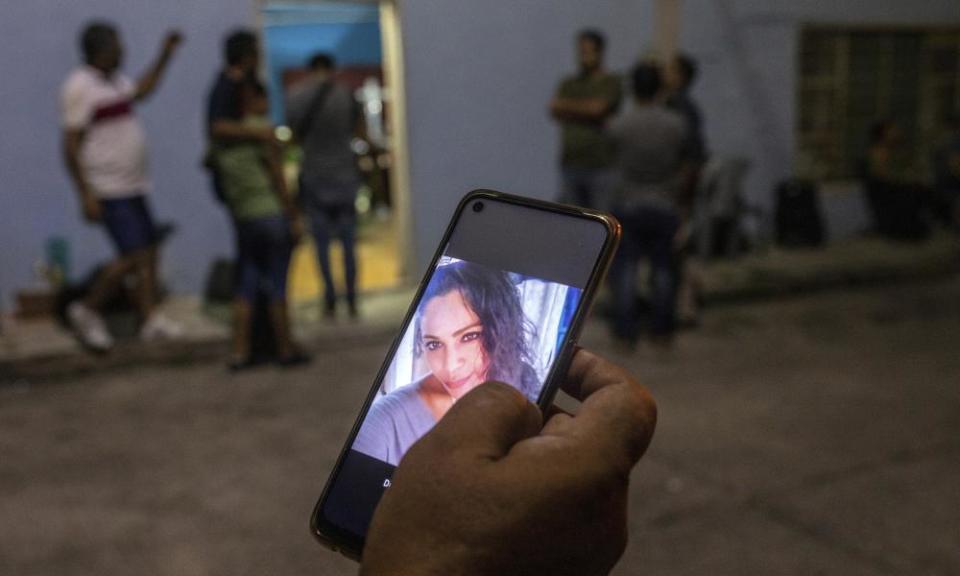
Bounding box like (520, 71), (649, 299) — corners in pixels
(1, 276), (959, 575)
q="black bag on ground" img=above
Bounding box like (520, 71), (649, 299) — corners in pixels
(204, 258), (235, 305)
(775, 179), (826, 248)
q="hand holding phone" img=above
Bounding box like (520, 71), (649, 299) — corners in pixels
(360, 349), (657, 576)
(312, 190), (622, 556)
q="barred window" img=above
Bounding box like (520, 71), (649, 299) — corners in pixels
(797, 27), (960, 181)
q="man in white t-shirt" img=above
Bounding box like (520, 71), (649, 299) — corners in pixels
(61, 21), (183, 352)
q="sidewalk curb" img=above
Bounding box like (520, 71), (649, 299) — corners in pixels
(702, 256), (960, 305)
(3, 237), (957, 384)
(0, 323), (399, 386)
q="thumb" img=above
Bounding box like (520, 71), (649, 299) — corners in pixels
(425, 381), (542, 461)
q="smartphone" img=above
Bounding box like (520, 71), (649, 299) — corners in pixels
(310, 189), (620, 558)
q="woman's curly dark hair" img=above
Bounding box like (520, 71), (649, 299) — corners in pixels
(414, 261), (539, 398)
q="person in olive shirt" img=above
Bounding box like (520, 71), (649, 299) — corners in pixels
(550, 29), (622, 212)
(216, 80), (307, 370)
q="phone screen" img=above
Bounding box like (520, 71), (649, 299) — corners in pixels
(314, 192), (615, 547)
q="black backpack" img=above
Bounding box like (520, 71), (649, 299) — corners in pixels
(775, 179), (826, 248)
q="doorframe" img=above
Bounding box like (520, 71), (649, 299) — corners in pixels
(254, 0), (415, 285)
(378, 0), (414, 283)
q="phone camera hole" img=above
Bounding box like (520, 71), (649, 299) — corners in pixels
(472, 201), (485, 213)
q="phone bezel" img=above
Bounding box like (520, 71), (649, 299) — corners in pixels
(309, 189), (621, 559)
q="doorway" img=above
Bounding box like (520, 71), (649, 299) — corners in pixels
(256, 0), (412, 312)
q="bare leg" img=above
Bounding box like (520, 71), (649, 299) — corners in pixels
(131, 247), (158, 320)
(268, 299), (295, 359)
(677, 257), (703, 325)
(232, 298), (252, 363)
(69, 256), (132, 352)
(82, 257), (135, 311)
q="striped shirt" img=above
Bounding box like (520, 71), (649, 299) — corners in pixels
(61, 66), (149, 199)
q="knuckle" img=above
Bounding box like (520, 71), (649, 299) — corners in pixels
(477, 380), (528, 412)
(625, 383), (657, 427)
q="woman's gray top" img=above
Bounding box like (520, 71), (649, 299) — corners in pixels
(353, 381), (437, 467)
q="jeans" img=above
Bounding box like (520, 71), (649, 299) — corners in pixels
(234, 215), (292, 303)
(560, 167), (616, 212)
(609, 204), (681, 339)
(305, 201), (357, 308)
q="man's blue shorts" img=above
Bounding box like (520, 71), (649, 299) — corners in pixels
(99, 195), (157, 255)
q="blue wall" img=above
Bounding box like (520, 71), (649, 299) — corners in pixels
(397, 0), (656, 274)
(263, 3), (381, 122)
(4, 0), (960, 307)
(0, 0), (250, 308)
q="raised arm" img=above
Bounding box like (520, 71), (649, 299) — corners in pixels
(550, 96), (616, 123)
(210, 119), (275, 143)
(550, 75), (622, 124)
(134, 31), (183, 102)
(208, 77), (276, 144)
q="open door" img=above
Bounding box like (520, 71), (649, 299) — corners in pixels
(257, 0), (412, 313)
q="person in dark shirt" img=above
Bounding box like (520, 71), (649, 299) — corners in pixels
(285, 53), (365, 318)
(665, 53), (707, 169)
(606, 62), (689, 346)
(932, 116), (960, 230)
(550, 29), (622, 212)
(205, 29), (276, 201)
(863, 120), (932, 240)
(665, 53), (707, 327)
(205, 30), (308, 368)
(215, 81), (308, 370)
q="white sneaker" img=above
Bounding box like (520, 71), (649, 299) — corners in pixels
(140, 313), (185, 342)
(67, 302), (114, 352)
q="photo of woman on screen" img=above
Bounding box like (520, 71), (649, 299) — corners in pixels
(353, 260), (540, 466)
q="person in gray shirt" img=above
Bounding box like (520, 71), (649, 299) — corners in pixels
(606, 62), (691, 345)
(285, 53), (363, 317)
(353, 261), (541, 466)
